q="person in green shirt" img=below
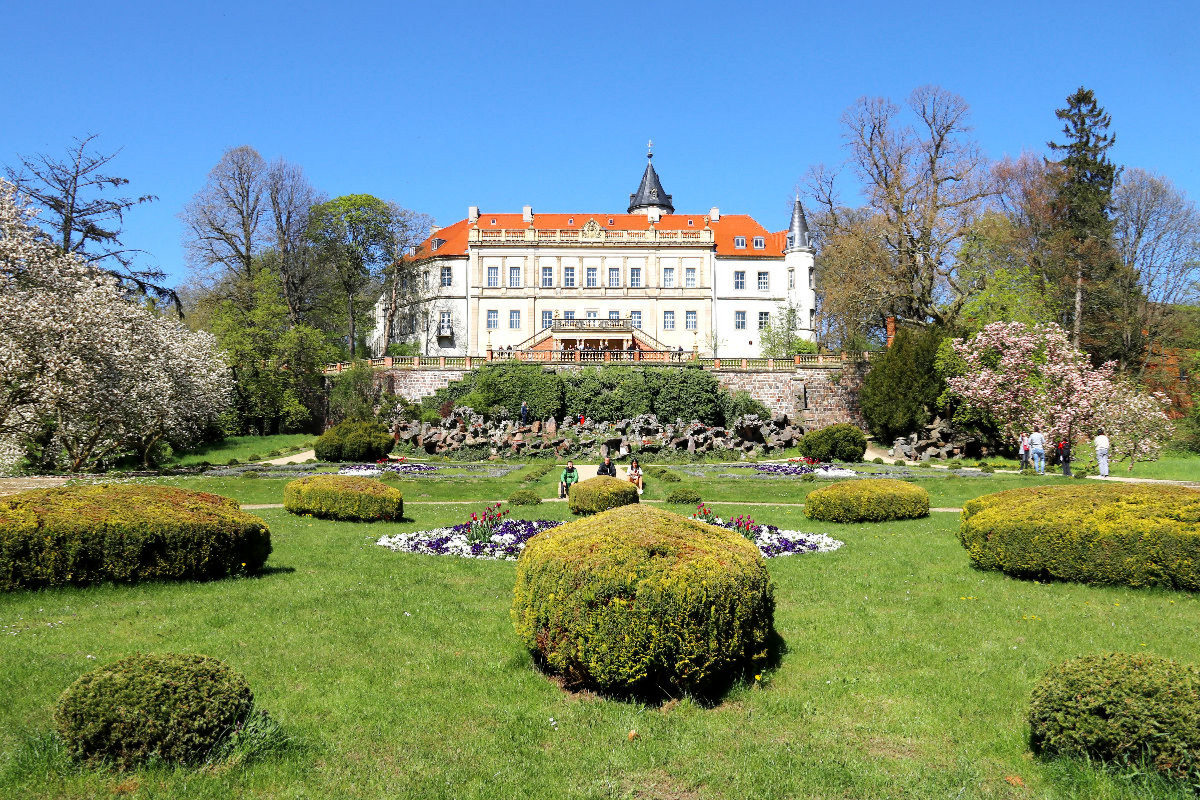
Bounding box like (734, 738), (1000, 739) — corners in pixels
(559, 460), (579, 498)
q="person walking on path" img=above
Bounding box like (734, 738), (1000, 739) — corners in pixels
(597, 456), (616, 477)
(1058, 438), (1073, 477)
(1095, 429), (1111, 477)
(1018, 432), (1031, 470)
(1029, 428), (1046, 475)
(519, 401), (530, 426)
(559, 461), (579, 498)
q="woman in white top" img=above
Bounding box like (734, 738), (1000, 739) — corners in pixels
(1094, 429), (1111, 477)
(626, 458), (643, 494)
(1028, 428), (1046, 475)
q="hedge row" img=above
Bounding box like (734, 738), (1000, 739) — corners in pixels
(511, 504), (774, 696)
(314, 420), (394, 463)
(0, 485), (271, 591)
(959, 484), (1200, 589)
(804, 479), (929, 522)
(284, 475), (404, 522)
(797, 423), (868, 463)
(567, 476), (639, 515)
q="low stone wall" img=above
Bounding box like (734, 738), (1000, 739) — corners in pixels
(369, 363), (866, 430)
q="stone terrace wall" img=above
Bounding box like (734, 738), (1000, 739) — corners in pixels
(369, 363), (866, 430)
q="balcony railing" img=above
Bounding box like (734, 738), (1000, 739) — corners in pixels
(324, 350), (873, 373)
(469, 227), (714, 247)
(551, 317), (634, 331)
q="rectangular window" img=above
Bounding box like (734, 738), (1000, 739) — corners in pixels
(758, 311), (770, 330)
(809, 269), (814, 289)
(509, 266), (522, 287)
(608, 267), (620, 287)
(440, 266), (452, 287)
(788, 269), (795, 290)
(509, 310), (520, 329)
(486, 266), (499, 288)
(609, 310), (619, 320)
(663, 311), (675, 330)
(631, 310), (642, 329)
(586, 267), (598, 287)
(753, 236), (765, 250)
(439, 311), (452, 330)
(486, 309), (498, 329)
(685, 310), (697, 330)
(735, 311), (746, 330)
(541, 310), (552, 329)
(541, 266), (553, 287)
(734, 271), (745, 290)
(629, 267), (642, 288)
(734, 236), (746, 249)
(809, 309), (815, 328)
(564, 267), (576, 288)
(564, 310), (575, 320)
(758, 271), (769, 291)
(685, 267), (696, 288)
(663, 267), (675, 288)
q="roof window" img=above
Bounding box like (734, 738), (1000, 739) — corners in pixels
(687, 219), (694, 226)
(490, 218), (496, 225)
(568, 217), (574, 225)
(608, 218), (614, 225)
(753, 236), (765, 249)
(734, 236), (746, 249)
(431, 238), (445, 251)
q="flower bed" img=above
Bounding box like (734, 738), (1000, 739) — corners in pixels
(730, 462), (858, 478)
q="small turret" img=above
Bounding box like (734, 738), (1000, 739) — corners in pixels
(785, 195), (812, 253)
(628, 141), (674, 216)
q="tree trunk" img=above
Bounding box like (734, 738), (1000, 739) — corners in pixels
(1073, 262), (1083, 347)
(347, 293), (356, 358)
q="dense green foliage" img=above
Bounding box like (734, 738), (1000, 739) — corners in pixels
(313, 420), (394, 462)
(859, 327), (947, 441)
(567, 476), (639, 515)
(665, 487), (702, 505)
(0, 485), (270, 590)
(959, 484), (1200, 589)
(804, 478), (930, 522)
(643, 465), (682, 483)
(327, 360), (386, 424)
(511, 504), (775, 696)
(283, 474), (403, 521)
(507, 489), (542, 506)
(1029, 652), (1200, 777)
(797, 423), (868, 463)
(54, 653), (254, 768)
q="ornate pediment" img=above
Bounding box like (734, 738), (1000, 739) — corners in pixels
(581, 219), (603, 239)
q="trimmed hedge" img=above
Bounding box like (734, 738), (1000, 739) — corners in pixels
(0, 485), (271, 591)
(511, 504), (775, 695)
(797, 423), (868, 463)
(666, 487), (702, 505)
(54, 653), (254, 767)
(508, 489), (542, 506)
(313, 420), (394, 463)
(567, 476), (639, 515)
(284, 474), (403, 521)
(804, 478), (930, 522)
(1029, 652), (1200, 777)
(959, 484), (1200, 589)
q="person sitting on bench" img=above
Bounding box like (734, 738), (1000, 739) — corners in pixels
(626, 458), (643, 494)
(559, 461), (579, 498)
(597, 456), (617, 477)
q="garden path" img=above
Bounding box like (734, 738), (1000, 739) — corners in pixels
(261, 449), (316, 465)
(1086, 474), (1200, 488)
(0, 476), (68, 496)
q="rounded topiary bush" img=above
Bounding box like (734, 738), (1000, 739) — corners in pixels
(1029, 652), (1200, 777)
(665, 487), (702, 505)
(804, 478), (930, 522)
(797, 423), (867, 463)
(567, 476), (639, 515)
(511, 504), (775, 695)
(313, 420), (394, 462)
(959, 484), (1200, 589)
(54, 653), (254, 768)
(508, 489), (542, 506)
(283, 474), (403, 521)
(0, 485), (271, 591)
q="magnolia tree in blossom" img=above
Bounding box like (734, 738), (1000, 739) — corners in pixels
(0, 180), (231, 472)
(1095, 380), (1175, 472)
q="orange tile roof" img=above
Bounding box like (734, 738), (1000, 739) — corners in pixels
(406, 212), (786, 260)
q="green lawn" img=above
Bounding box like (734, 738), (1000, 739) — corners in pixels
(167, 435), (317, 466)
(4, 472), (1200, 798)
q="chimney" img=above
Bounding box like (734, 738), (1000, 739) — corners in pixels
(429, 225), (441, 235)
(709, 207), (720, 221)
(468, 206), (479, 223)
(886, 316), (897, 348)
(522, 205), (533, 223)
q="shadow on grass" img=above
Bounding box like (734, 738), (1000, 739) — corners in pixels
(246, 565), (296, 580)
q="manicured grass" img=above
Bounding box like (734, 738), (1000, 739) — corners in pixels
(168, 435), (316, 466)
(4, 475), (1200, 798)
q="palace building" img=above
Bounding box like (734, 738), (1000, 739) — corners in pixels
(370, 152), (816, 358)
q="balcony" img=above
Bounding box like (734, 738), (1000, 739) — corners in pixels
(550, 317), (634, 332)
(437, 324), (453, 338)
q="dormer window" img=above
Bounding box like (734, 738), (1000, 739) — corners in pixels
(687, 219), (694, 226)
(431, 238), (445, 251)
(608, 218), (614, 225)
(490, 218), (496, 225)
(734, 236), (746, 249)
(753, 236), (765, 250)
(568, 217), (574, 225)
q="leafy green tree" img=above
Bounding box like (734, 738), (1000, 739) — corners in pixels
(328, 361), (383, 424)
(758, 302), (818, 357)
(858, 326), (947, 441)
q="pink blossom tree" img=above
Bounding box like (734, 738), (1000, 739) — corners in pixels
(1095, 381), (1174, 473)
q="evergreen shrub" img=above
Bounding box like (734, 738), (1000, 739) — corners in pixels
(283, 475), (403, 521)
(54, 653), (254, 768)
(959, 484), (1200, 589)
(511, 504), (775, 695)
(665, 487), (702, 505)
(644, 465), (681, 483)
(508, 489), (542, 506)
(522, 462), (556, 483)
(1029, 652), (1200, 777)
(858, 326), (947, 442)
(568, 476), (639, 515)
(804, 478), (930, 522)
(313, 420), (394, 462)
(797, 423), (868, 463)
(0, 486), (270, 591)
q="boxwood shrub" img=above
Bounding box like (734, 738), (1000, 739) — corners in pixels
(1029, 652), (1200, 777)
(567, 476), (639, 515)
(54, 653), (254, 768)
(511, 504), (775, 696)
(283, 474), (403, 521)
(959, 484), (1200, 589)
(804, 478), (930, 522)
(508, 489), (542, 506)
(797, 423), (868, 463)
(313, 420), (395, 463)
(665, 487), (702, 505)
(0, 485), (271, 591)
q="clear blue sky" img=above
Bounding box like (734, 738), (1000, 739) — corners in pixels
(3, 0), (1196, 285)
